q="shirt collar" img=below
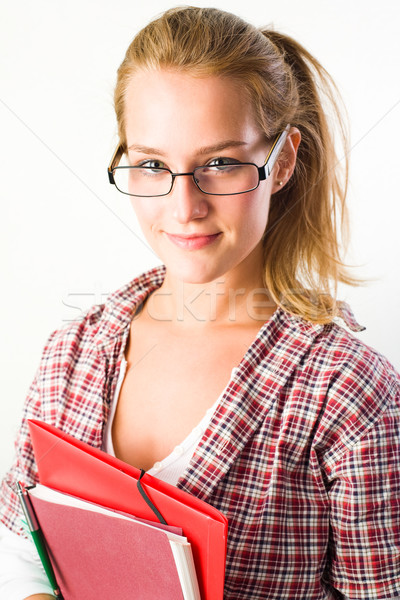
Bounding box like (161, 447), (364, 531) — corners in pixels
(93, 265), (166, 351)
(335, 300), (365, 332)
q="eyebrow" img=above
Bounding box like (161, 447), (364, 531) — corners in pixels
(127, 140), (248, 156)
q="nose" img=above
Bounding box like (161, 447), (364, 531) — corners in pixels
(171, 174), (209, 223)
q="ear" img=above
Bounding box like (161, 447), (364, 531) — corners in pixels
(270, 127), (301, 194)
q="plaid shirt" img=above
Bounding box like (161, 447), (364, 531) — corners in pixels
(1, 266), (399, 599)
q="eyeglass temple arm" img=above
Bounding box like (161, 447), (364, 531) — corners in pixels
(259, 124), (291, 181)
(108, 144), (125, 184)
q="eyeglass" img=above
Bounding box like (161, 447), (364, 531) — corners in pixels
(108, 124), (290, 197)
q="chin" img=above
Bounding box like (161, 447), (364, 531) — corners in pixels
(165, 260), (226, 286)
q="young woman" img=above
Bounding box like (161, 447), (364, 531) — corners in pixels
(1, 7), (399, 600)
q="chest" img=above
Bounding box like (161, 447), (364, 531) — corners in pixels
(111, 321), (260, 471)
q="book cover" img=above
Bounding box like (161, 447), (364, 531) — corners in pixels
(29, 484), (201, 600)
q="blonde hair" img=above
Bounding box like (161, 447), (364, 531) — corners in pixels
(114, 6), (359, 323)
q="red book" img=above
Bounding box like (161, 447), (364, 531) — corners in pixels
(28, 419), (228, 600)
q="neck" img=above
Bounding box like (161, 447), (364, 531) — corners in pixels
(144, 268), (276, 329)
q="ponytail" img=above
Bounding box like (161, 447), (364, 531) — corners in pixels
(259, 29), (358, 322)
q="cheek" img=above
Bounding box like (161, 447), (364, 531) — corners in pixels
(233, 191), (270, 237)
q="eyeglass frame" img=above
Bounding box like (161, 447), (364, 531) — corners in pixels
(107, 123), (290, 197)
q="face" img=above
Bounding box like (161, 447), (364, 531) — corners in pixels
(124, 69), (278, 287)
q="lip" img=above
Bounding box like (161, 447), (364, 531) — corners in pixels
(165, 232), (221, 250)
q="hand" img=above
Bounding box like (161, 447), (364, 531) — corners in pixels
(24, 595), (55, 600)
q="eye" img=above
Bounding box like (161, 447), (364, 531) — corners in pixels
(207, 157), (241, 170)
(139, 159), (167, 172)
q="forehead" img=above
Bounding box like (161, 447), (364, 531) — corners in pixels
(123, 69), (261, 150)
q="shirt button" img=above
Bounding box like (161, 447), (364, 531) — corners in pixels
(174, 445), (184, 456)
(153, 461), (163, 471)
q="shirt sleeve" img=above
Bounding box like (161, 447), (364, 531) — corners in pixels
(0, 365), (42, 535)
(0, 523), (55, 599)
(327, 397), (400, 600)
(0, 329), (60, 536)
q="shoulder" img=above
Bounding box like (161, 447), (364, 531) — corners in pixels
(317, 317), (398, 402)
(280, 303), (399, 395)
(272, 306), (399, 454)
(319, 318), (399, 419)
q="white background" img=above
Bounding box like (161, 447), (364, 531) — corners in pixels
(1, 0), (399, 478)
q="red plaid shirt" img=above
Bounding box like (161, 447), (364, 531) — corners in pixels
(1, 266), (399, 599)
